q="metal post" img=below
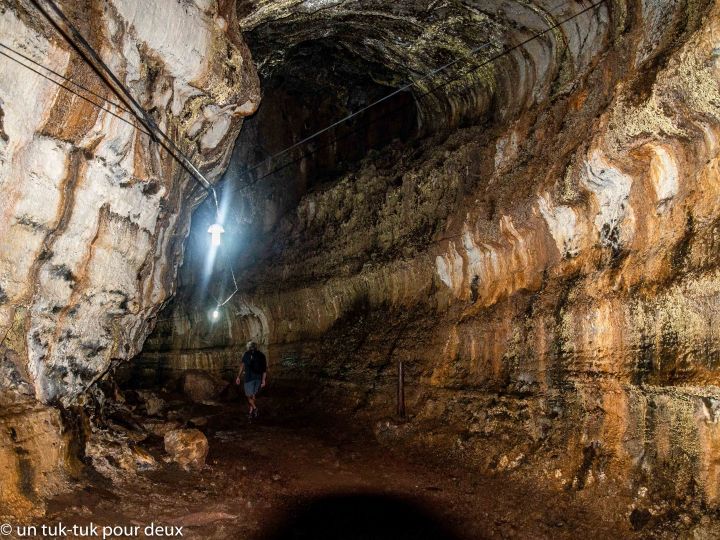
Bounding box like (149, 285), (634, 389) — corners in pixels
(397, 360), (406, 418)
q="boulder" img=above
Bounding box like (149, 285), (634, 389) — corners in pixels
(181, 370), (225, 403)
(137, 391), (166, 417)
(164, 429), (209, 471)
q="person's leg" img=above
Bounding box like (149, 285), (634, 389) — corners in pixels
(244, 380), (261, 418)
(252, 380), (261, 417)
(244, 381), (257, 411)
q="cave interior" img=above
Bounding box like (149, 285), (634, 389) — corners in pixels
(2, 0), (720, 538)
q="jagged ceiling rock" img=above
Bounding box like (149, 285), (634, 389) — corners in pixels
(0, 0), (260, 405)
(237, 0), (613, 130)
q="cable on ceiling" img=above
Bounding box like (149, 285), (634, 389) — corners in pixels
(29, 0), (220, 211)
(222, 0), (607, 196)
(0, 48), (150, 135)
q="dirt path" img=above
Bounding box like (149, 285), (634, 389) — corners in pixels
(44, 393), (634, 540)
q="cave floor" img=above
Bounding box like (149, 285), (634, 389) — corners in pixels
(45, 389), (636, 540)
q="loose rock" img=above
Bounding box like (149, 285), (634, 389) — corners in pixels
(164, 428), (209, 470)
(137, 391), (166, 417)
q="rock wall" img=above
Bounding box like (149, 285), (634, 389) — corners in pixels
(148, 0), (720, 523)
(0, 0), (259, 406)
(0, 403), (76, 516)
(0, 0), (259, 516)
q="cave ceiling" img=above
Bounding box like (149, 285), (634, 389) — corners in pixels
(237, 0), (612, 130)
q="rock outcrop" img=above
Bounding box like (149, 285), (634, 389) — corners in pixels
(0, 0), (259, 406)
(0, 403), (75, 516)
(0, 0), (258, 517)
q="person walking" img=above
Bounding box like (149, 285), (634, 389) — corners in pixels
(236, 341), (267, 419)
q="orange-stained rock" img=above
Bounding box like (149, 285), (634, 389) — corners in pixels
(0, 403), (75, 517)
(164, 428), (209, 471)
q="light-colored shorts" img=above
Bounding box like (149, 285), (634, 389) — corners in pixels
(244, 379), (262, 397)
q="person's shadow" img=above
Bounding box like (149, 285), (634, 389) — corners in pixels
(259, 492), (468, 540)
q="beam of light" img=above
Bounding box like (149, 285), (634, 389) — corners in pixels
(200, 184), (231, 299)
(198, 170), (242, 315)
(200, 222), (220, 294)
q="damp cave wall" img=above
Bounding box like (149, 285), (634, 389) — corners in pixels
(0, 0), (260, 514)
(141, 0), (720, 517)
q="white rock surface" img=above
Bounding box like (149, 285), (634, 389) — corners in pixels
(0, 0), (259, 405)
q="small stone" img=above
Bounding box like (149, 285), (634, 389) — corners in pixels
(143, 419), (182, 437)
(131, 446), (157, 470)
(164, 428), (209, 470)
(138, 392), (166, 417)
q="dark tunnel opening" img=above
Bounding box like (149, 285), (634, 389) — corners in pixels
(139, 36), (422, 361)
(235, 38), (419, 192)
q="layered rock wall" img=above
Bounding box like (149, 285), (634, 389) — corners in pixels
(148, 0), (720, 520)
(0, 0), (259, 406)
